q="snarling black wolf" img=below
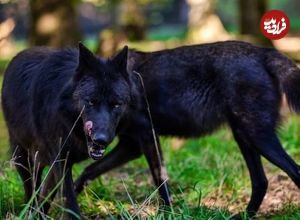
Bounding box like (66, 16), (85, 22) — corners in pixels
(2, 41), (300, 219)
(1, 44), (137, 219)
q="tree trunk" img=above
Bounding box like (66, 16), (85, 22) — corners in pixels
(239, 0), (272, 46)
(119, 0), (146, 41)
(29, 0), (82, 48)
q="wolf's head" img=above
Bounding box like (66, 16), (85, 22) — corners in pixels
(73, 43), (135, 160)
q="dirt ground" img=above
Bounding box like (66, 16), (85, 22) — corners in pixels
(202, 171), (300, 216)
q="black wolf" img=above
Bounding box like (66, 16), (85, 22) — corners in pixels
(1, 44), (140, 218)
(73, 41), (300, 219)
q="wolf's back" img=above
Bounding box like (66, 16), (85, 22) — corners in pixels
(264, 49), (300, 114)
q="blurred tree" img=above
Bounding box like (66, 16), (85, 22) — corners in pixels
(186, 0), (229, 43)
(96, 0), (146, 56)
(29, 0), (82, 47)
(238, 0), (272, 46)
(119, 0), (146, 41)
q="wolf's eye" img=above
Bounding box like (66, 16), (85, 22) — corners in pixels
(88, 100), (95, 106)
(112, 103), (122, 108)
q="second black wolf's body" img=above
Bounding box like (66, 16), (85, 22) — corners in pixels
(130, 42), (277, 137)
(3, 41), (300, 219)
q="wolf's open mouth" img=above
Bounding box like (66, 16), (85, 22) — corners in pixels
(86, 136), (106, 160)
(84, 121), (106, 160)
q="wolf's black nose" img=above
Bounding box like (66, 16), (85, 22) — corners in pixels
(92, 133), (109, 146)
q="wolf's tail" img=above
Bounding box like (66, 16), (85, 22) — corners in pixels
(265, 49), (300, 113)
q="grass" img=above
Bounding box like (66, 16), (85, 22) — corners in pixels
(1, 69), (300, 219)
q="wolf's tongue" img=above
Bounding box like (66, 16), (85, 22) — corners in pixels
(84, 121), (93, 136)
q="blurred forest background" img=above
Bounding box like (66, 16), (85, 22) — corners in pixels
(1, 0), (300, 60)
(1, 0), (300, 219)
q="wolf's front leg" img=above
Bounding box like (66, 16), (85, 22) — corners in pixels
(139, 132), (172, 206)
(39, 161), (80, 219)
(75, 137), (143, 193)
(63, 167), (81, 220)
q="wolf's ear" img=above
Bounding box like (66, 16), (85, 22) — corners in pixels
(75, 42), (97, 81)
(112, 46), (128, 72)
(78, 42), (95, 67)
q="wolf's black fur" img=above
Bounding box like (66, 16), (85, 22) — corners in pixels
(74, 41), (300, 219)
(1, 44), (136, 218)
(2, 41), (300, 219)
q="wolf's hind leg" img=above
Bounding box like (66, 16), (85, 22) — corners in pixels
(232, 128), (300, 219)
(229, 106), (300, 219)
(13, 145), (34, 203)
(251, 131), (300, 188)
(230, 127), (268, 219)
(139, 133), (172, 206)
